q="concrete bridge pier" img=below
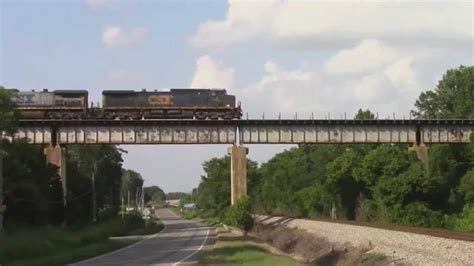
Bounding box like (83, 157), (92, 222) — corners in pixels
(228, 145), (248, 205)
(409, 143), (429, 168)
(44, 144), (67, 206)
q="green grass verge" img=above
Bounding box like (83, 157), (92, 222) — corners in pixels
(198, 231), (302, 266)
(0, 214), (163, 266)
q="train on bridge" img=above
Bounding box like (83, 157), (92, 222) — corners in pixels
(6, 88), (241, 120)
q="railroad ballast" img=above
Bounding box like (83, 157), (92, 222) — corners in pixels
(7, 88), (242, 120)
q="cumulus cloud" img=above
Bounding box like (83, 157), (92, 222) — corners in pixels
(324, 39), (397, 75)
(190, 1), (472, 48)
(102, 26), (147, 49)
(242, 61), (320, 115)
(86, 0), (111, 10)
(217, 38), (452, 118)
(190, 55), (235, 89)
(384, 57), (417, 91)
(239, 60), (421, 118)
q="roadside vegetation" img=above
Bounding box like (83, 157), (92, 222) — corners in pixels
(0, 212), (163, 266)
(0, 87), (167, 264)
(199, 228), (303, 266)
(189, 66), (474, 232)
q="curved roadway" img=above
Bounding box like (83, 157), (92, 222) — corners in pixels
(73, 208), (216, 266)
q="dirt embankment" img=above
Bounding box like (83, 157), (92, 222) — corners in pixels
(245, 223), (388, 265)
(255, 215), (474, 265)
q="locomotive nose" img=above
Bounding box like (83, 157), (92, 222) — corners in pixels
(224, 95), (236, 107)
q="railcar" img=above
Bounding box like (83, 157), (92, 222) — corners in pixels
(7, 89), (88, 119)
(102, 89), (241, 119)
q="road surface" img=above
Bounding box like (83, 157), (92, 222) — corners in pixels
(72, 208), (216, 266)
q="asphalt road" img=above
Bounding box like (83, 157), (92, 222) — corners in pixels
(72, 208), (216, 266)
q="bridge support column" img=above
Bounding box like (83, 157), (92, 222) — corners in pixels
(409, 143), (429, 168)
(228, 145), (248, 205)
(44, 144), (67, 206)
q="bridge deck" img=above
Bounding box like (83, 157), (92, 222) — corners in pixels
(1, 119), (472, 145)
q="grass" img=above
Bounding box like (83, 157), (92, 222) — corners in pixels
(169, 206), (201, 220)
(0, 214), (164, 266)
(169, 207), (300, 265)
(198, 230), (302, 266)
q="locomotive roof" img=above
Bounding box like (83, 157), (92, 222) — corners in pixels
(4, 89), (88, 94)
(54, 90), (88, 94)
(170, 88), (226, 92)
(102, 90), (135, 94)
(103, 88), (227, 94)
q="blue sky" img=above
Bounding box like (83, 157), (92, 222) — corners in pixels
(2, 1), (224, 98)
(1, 0), (472, 192)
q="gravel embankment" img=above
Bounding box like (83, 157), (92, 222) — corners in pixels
(255, 215), (474, 265)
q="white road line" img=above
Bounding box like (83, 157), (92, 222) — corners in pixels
(172, 228), (210, 266)
(70, 211), (169, 265)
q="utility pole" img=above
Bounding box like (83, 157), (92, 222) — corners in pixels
(127, 190), (130, 210)
(142, 186), (145, 213)
(121, 197), (124, 219)
(0, 154), (3, 233)
(92, 165), (97, 223)
(136, 187), (139, 210)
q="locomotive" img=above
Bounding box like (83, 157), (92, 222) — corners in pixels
(103, 89), (240, 119)
(6, 88), (241, 120)
(7, 89), (89, 119)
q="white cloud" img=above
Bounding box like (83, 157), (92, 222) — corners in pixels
(229, 38), (443, 118)
(102, 26), (147, 49)
(191, 1), (472, 48)
(190, 55), (235, 89)
(385, 57), (417, 91)
(242, 61), (320, 114)
(86, 0), (111, 10)
(324, 39), (397, 75)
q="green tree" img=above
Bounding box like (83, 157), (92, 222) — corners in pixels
(326, 150), (363, 219)
(225, 195), (253, 231)
(412, 65), (474, 119)
(66, 145), (124, 223)
(196, 156), (231, 215)
(121, 169), (144, 206)
(2, 141), (61, 228)
(166, 192), (187, 200)
(0, 87), (17, 135)
(144, 186), (166, 204)
(354, 109), (376, 120)
(257, 145), (344, 217)
(195, 156), (259, 218)
(459, 170), (474, 204)
(0, 87), (17, 155)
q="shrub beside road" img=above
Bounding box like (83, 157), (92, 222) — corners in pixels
(0, 212), (163, 266)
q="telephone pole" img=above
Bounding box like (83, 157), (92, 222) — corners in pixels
(127, 190), (130, 210)
(92, 165), (97, 222)
(121, 197), (124, 219)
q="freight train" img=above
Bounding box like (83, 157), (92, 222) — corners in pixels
(6, 88), (241, 120)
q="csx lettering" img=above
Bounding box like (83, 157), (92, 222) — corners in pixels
(148, 95), (173, 105)
(13, 95), (35, 104)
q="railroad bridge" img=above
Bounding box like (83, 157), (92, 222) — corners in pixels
(1, 118), (474, 205)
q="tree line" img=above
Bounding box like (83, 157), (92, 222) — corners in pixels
(0, 87), (165, 230)
(193, 66), (474, 232)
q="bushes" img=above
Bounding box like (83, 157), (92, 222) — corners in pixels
(451, 205), (474, 232)
(224, 196), (254, 231)
(0, 213), (163, 265)
(390, 202), (445, 228)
